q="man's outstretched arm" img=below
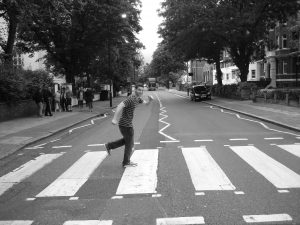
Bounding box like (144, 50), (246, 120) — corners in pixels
(143, 95), (154, 105)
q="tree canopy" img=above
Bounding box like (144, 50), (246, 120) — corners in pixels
(158, 0), (299, 82)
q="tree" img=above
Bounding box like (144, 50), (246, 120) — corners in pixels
(150, 43), (186, 87)
(0, 0), (29, 65)
(158, 0), (224, 85)
(159, 0), (299, 82)
(17, 0), (143, 85)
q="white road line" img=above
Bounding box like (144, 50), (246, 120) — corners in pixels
(264, 137), (284, 140)
(229, 138), (248, 141)
(63, 221), (113, 225)
(243, 213), (292, 223)
(36, 151), (107, 197)
(156, 216), (205, 225)
(277, 144), (300, 158)
(209, 106), (299, 136)
(87, 144), (104, 147)
(229, 146), (300, 188)
(194, 139), (213, 142)
(0, 221), (34, 225)
(116, 149), (158, 195)
(52, 145), (72, 148)
(160, 140), (180, 143)
(0, 153), (63, 196)
(69, 124), (92, 133)
(182, 147), (236, 191)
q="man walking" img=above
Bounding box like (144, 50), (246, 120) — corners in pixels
(105, 85), (153, 167)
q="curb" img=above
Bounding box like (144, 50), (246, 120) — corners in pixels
(0, 105), (118, 160)
(203, 101), (300, 133)
(168, 89), (300, 133)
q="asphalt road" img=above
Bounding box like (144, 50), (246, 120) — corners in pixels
(0, 89), (299, 225)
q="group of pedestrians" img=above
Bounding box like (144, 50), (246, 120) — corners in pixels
(33, 85), (94, 117)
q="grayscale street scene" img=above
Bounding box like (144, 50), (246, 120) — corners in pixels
(0, 1), (299, 225)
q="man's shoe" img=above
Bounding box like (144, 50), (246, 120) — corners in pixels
(105, 144), (111, 156)
(123, 161), (138, 167)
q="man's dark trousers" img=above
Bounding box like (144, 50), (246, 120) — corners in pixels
(106, 126), (134, 165)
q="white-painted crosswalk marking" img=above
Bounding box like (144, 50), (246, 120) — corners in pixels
(36, 151), (107, 197)
(277, 144), (300, 157)
(0, 221), (34, 225)
(116, 149), (158, 195)
(156, 216), (205, 225)
(0, 153), (63, 196)
(230, 146), (300, 188)
(182, 147), (236, 191)
(63, 220), (113, 225)
(243, 213), (292, 223)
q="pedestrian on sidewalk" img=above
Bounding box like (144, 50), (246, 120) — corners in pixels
(65, 86), (72, 112)
(54, 89), (61, 112)
(32, 85), (44, 117)
(60, 87), (66, 111)
(42, 85), (53, 116)
(77, 86), (85, 110)
(105, 85), (154, 167)
(85, 87), (94, 112)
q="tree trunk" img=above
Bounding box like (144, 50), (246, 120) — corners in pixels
(4, 6), (19, 65)
(214, 54), (223, 86)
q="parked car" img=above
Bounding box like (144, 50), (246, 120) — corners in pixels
(190, 85), (211, 101)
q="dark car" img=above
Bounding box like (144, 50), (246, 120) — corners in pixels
(190, 85), (211, 101)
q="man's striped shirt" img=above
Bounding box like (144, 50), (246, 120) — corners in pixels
(119, 95), (143, 127)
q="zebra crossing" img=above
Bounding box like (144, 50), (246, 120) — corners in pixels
(0, 143), (299, 224)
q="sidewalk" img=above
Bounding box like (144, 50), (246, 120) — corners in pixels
(0, 95), (127, 160)
(168, 89), (300, 133)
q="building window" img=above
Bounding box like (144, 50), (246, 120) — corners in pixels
(283, 60), (288, 74)
(276, 35), (280, 48)
(282, 34), (287, 48)
(251, 70), (256, 79)
(226, 74), (229, 80)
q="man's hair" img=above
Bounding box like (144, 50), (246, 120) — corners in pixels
(136, 84), (144, 89)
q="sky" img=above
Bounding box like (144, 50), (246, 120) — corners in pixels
(137, 0), (163, 64)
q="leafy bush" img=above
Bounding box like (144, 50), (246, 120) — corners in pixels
(0, 67), (53, 103)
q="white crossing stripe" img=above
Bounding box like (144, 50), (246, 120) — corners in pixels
(63, 220), (113, 225)
(243, 213), (292, 223)
(0, 153), (63, 196)
(230, 146), (300, 188)
(0, 221), (34, 225)
(36, 151), (107, 197)
(116, 149), (158, 195)
(277, 144), (300, 157)
(182, 147), (236, 191)
(156, 216), (205, 225)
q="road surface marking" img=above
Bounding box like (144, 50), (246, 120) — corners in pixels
(194, 139), (213, 142)
(278, 189), (289, 193)
(160, 140), (180, 143)
(25, 198), (35, 201)
(0, 221), (34, 225)
(229, 138), (248, 141)
(182, 147), (236, 191)
(111, 196), (123, 199)
(69, 197), (79, 200)
(69, 124), (92, 133)
(264, 137), (284, 140)
(195, 192), (205, 196)
(63, 221), (113, 225)
(0, 153), (63, 196)
(116, 149), (158, 195)
(36, 151), (107, 197)
(152, 193), (161, 197)
(243, 213), (292, 223)
(156, 216), (205, 225)
(87, 144), (104, 147)
(229, 146), (300, 188)
(52, 145), (72, 148)
(277, 144), (300, 157)
(234, 191), (245, 195)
